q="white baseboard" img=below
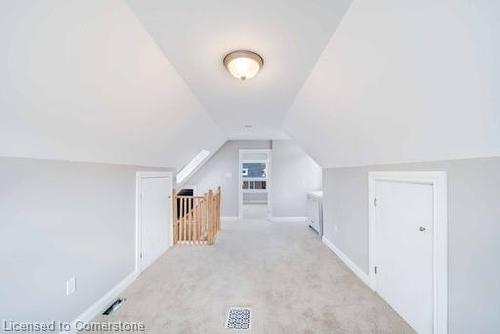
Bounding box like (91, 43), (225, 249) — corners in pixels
(269, 216), (308, 223)
(322, 236), (370, 287)
(221, 216), (240, 222)
(66, 270), (138, 333)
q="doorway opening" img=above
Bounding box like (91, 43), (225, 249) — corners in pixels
(238, 149), (272, 220)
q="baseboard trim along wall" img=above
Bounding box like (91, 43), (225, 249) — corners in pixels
(65, 271), (138, 333)
(221, 216), (240, 222)
(269, 216), (308, 223)
(322, 236), (370, 287)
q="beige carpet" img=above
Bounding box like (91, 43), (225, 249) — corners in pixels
(242, 204), (268, 219)
(91, 221), (414, 333)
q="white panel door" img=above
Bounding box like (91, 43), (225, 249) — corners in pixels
(375, 180), (433, 333)
(140, 176), (172, 272)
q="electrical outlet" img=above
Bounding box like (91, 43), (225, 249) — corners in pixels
(66, 276), (76, 296)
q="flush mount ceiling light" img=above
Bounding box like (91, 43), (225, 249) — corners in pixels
(223, 50), (263, 80)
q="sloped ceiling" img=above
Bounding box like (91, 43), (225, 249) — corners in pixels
(126, 0), (352, 140)
(2, 1), (499, 170)
(0, 0), (226, 169)
(285, 0), (500, 168)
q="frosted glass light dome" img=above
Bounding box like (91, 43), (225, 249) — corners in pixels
(223, 50), (263, 80)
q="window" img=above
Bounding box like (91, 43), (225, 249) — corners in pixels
(242, 162), (267, 178)
(176, 149), (210, 184)
(241, 162), (267, 192)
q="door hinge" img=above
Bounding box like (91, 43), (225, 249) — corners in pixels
(374, 198), (377, 207)
(140, 252), (143, 259)
(374, 266), (378, 274)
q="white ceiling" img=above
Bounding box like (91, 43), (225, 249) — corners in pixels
(126, 0), (352, 139)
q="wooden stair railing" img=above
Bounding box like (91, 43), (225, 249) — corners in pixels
(172, 187), (221, 245)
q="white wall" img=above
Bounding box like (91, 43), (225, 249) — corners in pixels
(0, 1), (224, 325)
(185, 140), (271, 217)
(0, 0), (226, 169)
(271, 140), (322, 218)
(322, 157), (500, 333)
(186, 140), (322, 218)
(285, 0), (500, 168)
(0, 157), (171, 325)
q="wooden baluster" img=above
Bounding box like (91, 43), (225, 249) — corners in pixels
(199, 198), (203, 243)
(206, 193), (210, 245)
(186, 199), (189, 241)
(195, 198), (199, 244)
(215, 190), (219, 233)
(186, 209), (190, 244)
(214, 193), (217, 234)
(199, 199), (203, 243)
(217, 187), (221, 233)
(213, 193), (216, 241)
(183, 197), (187, 242)
(198, 199), (202, 244)
(208, 190), (213, 245)
(210, 195), (213, 242)
(190, 209), (194, 244)
(201, 193), (208, 243)
(182, 197), (185, 243)
(191, 198), (195, 244)
(191, 198), (195, 243)
(197, 198), (201, 243)
(177, 196), (182, 243)
(198, 197), (205, 243)
(192, 198), (195, 243)
(187, 198), (190, 243)
(190, 198), (194, 244)
(192, 198), (196, 243)
(186, 198), (189, 242)
(188, 199), (192, 244)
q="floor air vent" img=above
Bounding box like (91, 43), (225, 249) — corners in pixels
(102, 298), (127, 315)
(225, 307), (251, 330)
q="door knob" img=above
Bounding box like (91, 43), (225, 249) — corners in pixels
(419, 226), (426, 232)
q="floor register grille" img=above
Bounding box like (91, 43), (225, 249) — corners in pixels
(225, 307), (251, 330)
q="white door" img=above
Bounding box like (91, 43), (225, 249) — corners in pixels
(375, 180), (433, 334)
(140, 176), (172, 272)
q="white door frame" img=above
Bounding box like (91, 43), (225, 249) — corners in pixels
(368, 171), (448, 334)
(238, 149), (272, 220)
(135, 171), (173, 273)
